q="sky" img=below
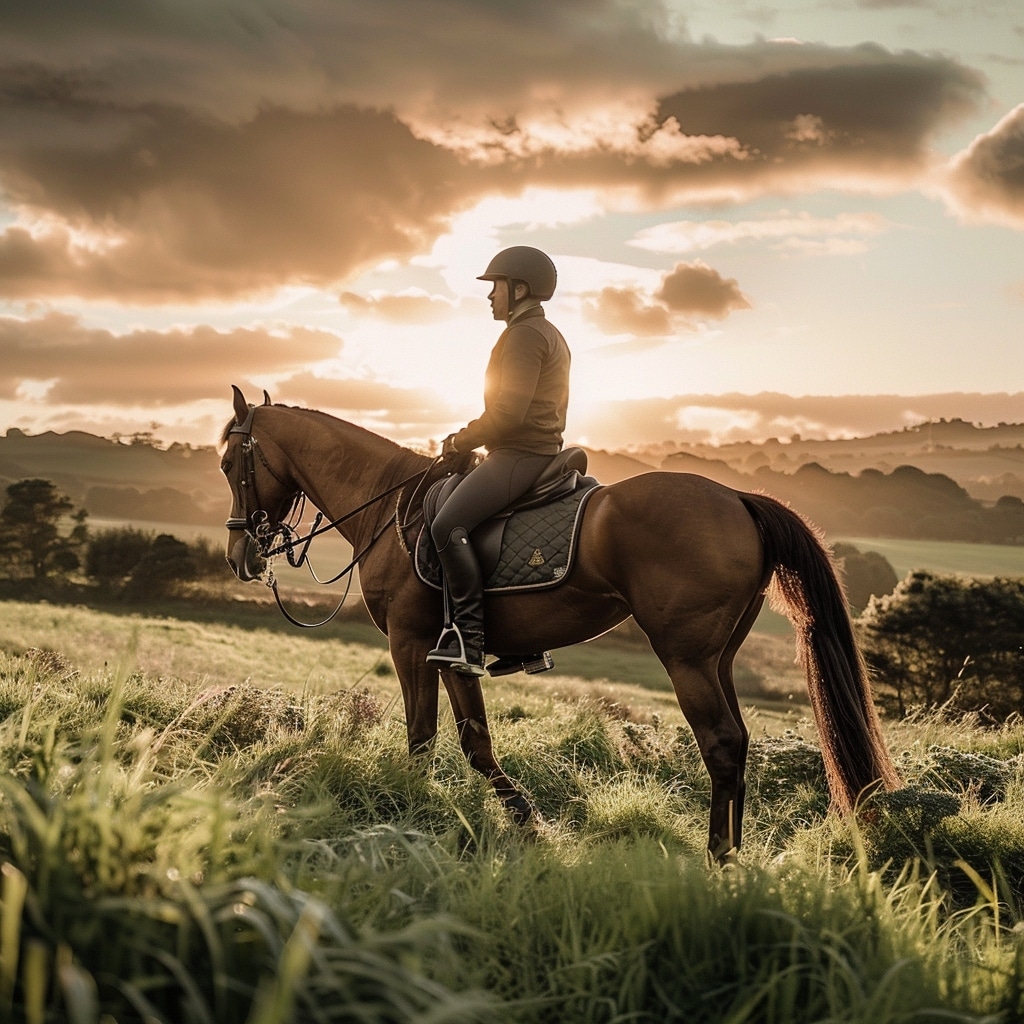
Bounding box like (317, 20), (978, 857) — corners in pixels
(0, 0), (1022, 452)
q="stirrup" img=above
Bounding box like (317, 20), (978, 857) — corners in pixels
(488, 653), (555, 677)
(426, 625), (486, 676)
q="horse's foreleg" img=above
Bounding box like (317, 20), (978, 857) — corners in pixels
(389, 639), (441, 756)
(439, 667), (535, 825)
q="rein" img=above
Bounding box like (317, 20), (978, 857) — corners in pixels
(225, 403), (439, 628)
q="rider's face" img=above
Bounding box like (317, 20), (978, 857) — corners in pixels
(487, 278), (510, 321)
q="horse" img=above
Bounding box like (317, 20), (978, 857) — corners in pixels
(221, 386), (900, 862)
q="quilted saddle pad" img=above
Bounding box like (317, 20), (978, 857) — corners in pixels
(415, 483), (600, 593)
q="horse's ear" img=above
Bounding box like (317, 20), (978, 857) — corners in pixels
(231, 385), (249, 424)
(262, 390), (272, 406)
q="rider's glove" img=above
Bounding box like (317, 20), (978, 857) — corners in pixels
(441, 434), (459, 458)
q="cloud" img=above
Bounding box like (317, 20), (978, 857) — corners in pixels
(0, 105), (480, 302)
(0, 312), (341, 403)
(573, 391), (1024, 448)
(629, 210), (892, 255)
(0, 4), (989, 303)
(582, 287), (674, 336)
(583, 260), (749, 336)
(338, 290), (457, 324)
(945, 104), (1024, 226)
(656, 261), (750, 318)
(272, 371), (443, 426)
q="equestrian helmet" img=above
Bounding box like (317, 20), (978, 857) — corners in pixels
(477, 246), (557, 301)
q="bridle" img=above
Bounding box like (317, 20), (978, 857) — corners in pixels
(224, 403), (437, 627)
(224, 402), (295, 546)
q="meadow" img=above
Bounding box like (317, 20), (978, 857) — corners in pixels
(3, 600), (1024, 1022)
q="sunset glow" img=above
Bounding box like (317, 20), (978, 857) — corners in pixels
(0, 1), (1021, 451)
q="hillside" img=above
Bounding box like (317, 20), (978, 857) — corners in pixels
(0, 427), (225, 524)
(640, 418), (1024, 502)
(2, 420), (1023, 544)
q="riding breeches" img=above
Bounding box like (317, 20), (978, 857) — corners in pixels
(429, 448), (554, 552)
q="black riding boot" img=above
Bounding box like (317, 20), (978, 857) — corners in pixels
(426, 527), (486, 675)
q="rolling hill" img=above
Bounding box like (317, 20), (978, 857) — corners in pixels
(2, 419), (1023, 544)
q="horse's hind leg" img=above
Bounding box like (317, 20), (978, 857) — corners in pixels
(713, 591), (766, 852)
(657, 651), (749, 863)
(439, 667), (535, 825)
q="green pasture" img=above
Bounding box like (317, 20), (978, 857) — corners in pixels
(2, 601), (1024, 1022)
(836, 535), (1024, 580)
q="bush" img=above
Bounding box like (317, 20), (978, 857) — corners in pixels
(85, 526), (155, 588)
(86, 529), (226, 596)
(859, 571), (1024, 719)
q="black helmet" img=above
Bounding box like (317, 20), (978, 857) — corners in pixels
(477, 246), (557, 301)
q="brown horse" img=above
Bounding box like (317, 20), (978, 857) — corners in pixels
(221, 387), (899, 861)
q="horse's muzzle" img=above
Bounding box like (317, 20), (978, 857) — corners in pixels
(226, 533), (267, 582)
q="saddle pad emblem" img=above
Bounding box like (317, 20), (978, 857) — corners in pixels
(528, 548), (546, 566)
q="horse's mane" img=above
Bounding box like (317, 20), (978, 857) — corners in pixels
(219, 403), (427, 465)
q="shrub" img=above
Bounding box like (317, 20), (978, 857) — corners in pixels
(85, 526), (155, 588)
(859, 571), (1024, 719)
(86, 528), (224, 596)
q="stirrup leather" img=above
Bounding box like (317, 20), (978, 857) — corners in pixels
(426, 625), (486, 676)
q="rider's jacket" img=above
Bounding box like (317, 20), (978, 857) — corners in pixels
(451, 306), (570, 456)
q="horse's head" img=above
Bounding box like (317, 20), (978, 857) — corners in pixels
(221, 385), (301, 582)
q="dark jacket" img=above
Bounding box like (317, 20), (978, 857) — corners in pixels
(452, 306), (570, 455)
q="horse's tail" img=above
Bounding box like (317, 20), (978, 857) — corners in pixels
(740, 492), (901, 812)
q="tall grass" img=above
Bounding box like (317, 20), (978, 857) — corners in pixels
(2, 611), (1024, 1021)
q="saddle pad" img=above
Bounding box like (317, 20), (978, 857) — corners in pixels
(415, 483), (600, 593)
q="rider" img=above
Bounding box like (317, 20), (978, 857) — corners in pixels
(426, 245), (571, 675)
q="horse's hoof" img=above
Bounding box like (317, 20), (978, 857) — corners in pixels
(502, 792), (535, 826)
(706, 844), (740, 869)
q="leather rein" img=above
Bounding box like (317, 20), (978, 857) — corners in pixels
(225, 404), (436, 628)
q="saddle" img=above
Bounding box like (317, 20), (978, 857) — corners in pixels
(415, 447), (600, 592)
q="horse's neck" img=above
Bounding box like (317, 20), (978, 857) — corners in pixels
(277, 408), (425, 541)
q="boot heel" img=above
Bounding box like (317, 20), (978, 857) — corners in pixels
(426, 625), (486, 675)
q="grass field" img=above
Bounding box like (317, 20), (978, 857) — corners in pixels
(3, 599), (1024, 1021)
(837, 535), (1024, 579)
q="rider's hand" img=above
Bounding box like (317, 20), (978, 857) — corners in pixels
(441, 434), (459, 458)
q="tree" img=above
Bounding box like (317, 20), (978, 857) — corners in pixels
(0, 479), (88, 581)
(859, 571), (1024, 719)
(833, 542), (898, 615)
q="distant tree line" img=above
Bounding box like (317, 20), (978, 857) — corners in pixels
(664, 455), (1024, 544)
(0, 477), (223, 596)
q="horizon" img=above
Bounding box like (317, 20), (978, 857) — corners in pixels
(0, 2), (1022, 450)
(5, 391), (1024, 455)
